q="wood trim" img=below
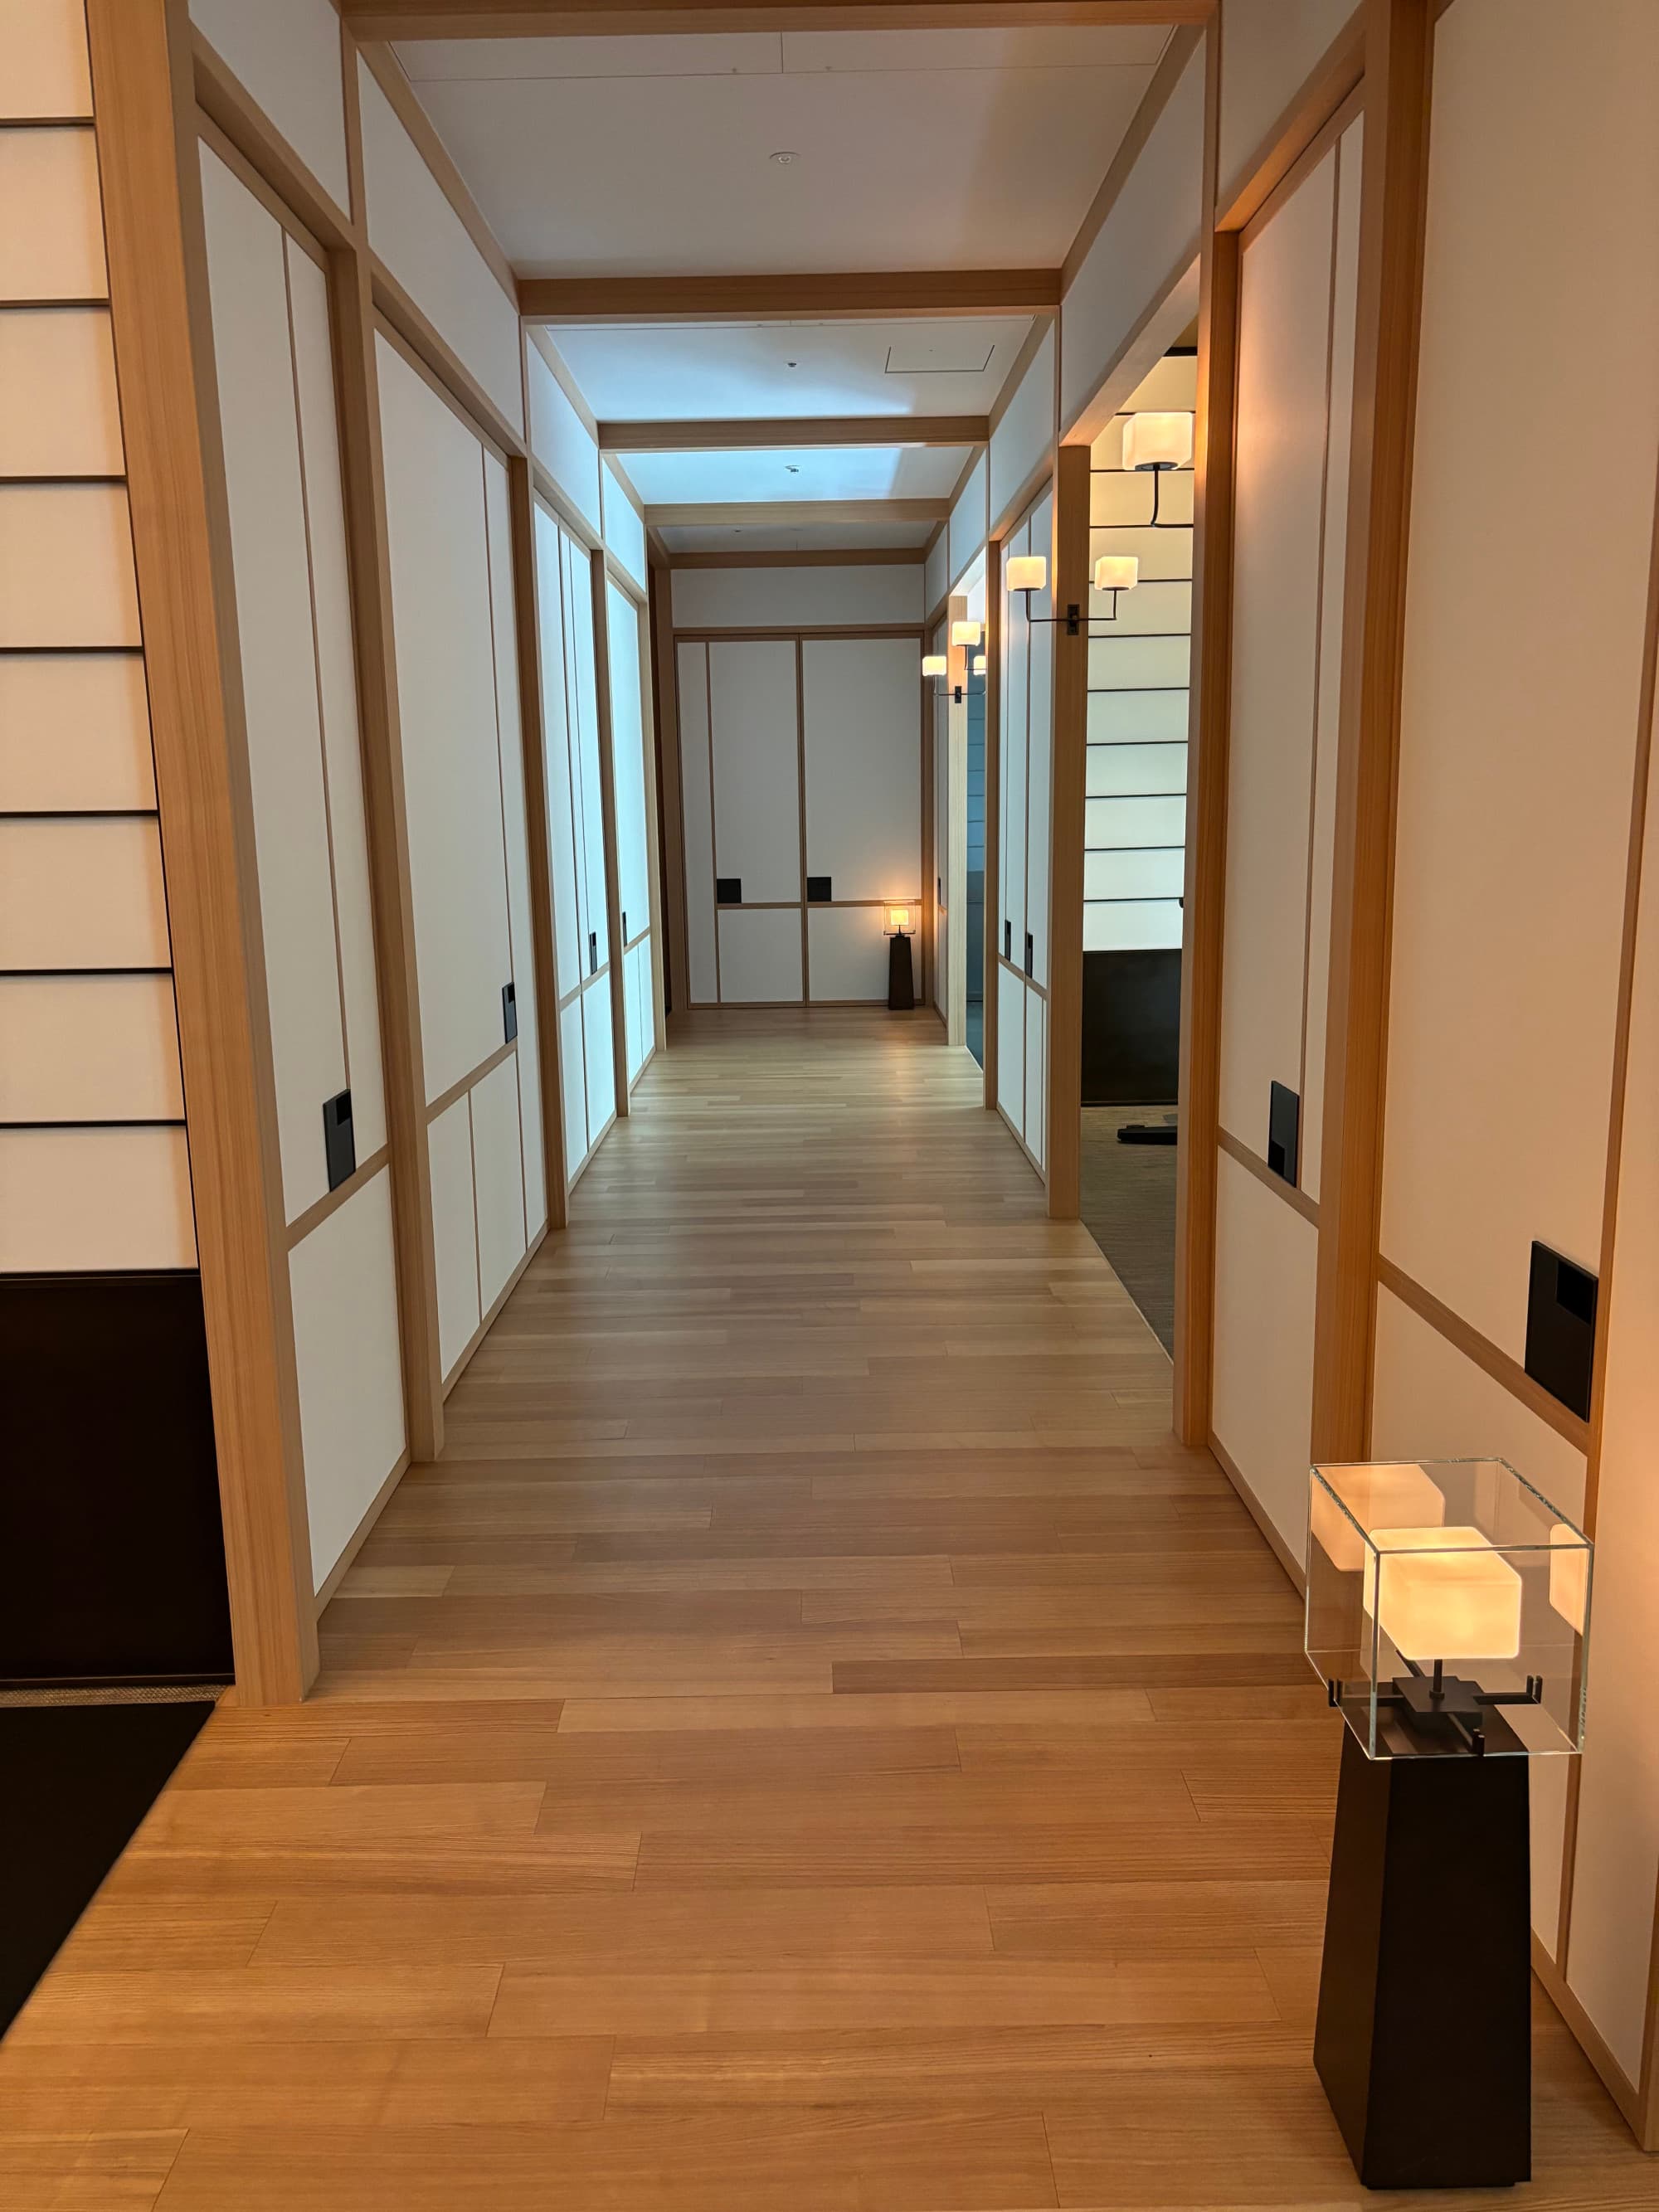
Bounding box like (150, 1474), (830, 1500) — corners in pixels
(589, 553), (630, 1117)
(1217, 6), (1368, 234)
(506, 452), (571, 1228)
(665, 547), (925, 571)
(987, 311), (1056, 439)
(988, 453), (1056, 554)
(353, 39), (517, 306)
(368, 255), (524, 461)
(425, 1038), (516, 1125)
(1063, 22), (1204, 289)
(795, 640), (811, 999)
(599, 416), (987, 453)
(519, 269), (1066, 323)
(284, 1146), (393, 1250)
(1059, 245), (1200, 450)
(920, 648), (934, 1009)
(645, 500), (947, 530)
(1310, 0), (1434, 1463)
(1218, 1126), (1319, 1229)
(674, 625), (924, 644)
(88, 0), (318, 1704)
(1238, 80), (1365, 253)
(311, 1445), (411, 1613)
(996, 953), (1047, 1004)
(1173, 15), (1233, 1451)
(651, 571), (690, 1017)
(1375, 1257), (1591, 1454)
(345, 2), (1208, 33)
(945, 595), (969, 1047)
(1207, 1430), (1306, 1594)
(531, 459), (603, 556)
(635, 588), (670, 1053)
(193, 109), (334, 266)
(981, 537), (1002, 1108)
(1044, 443), (1089, 1220)
(190, 28), (353, 250)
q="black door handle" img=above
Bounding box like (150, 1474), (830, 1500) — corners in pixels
(589, 930), (598, 975)
(1024, 931), (1034, 976)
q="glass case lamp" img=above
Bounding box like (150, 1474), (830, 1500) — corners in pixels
(1122, 408), (1194, 525)
(1092, 552), (1139, 620)
(883, 905), (912, 936)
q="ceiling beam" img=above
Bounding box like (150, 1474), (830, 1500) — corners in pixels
(598, 415), (987, 452)
(666, 546), (927, 567)
(644, 498), (947, 527)
(346, 4), (1205, 40)
(518, 270), (1062, 323)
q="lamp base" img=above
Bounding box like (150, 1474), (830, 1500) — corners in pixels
(887, 933), (915, 1012)
(1314, 1726), (1531, 2189)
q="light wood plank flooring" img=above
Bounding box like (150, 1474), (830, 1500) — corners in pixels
(0, 1009), (1646, 2207)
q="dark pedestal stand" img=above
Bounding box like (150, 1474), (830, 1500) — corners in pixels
(887, 932), (915, 1011)
(1314, 1727), (1532, 2190)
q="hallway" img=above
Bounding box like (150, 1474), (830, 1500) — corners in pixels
(0, 1017), (1642, 2207)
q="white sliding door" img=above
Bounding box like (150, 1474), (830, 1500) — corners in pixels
(801, 634), (921, 1003)
(606, 576), (657, 1084)
(995, 489), (1053, 1179)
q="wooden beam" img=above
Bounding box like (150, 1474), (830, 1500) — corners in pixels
(519, 270), (1063, 323)
(598, 416), (988, 453)
(347, 2), (1205, 38)
(664, 546), (926, 568)
(588, 557), (630, 1120)
(645, 499), (946, 528)
(1172, 14), (1233, 1450)
(86, 0), (317, 1703)
(649, 569), (690, 1018)
(1044, 443), (1090, 1221)
(1310, 0), (1435, 1461)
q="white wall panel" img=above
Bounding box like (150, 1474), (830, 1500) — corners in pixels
(0, 817), (169, 970)
(289, 1169), (405, 1593)
(0, 1126), (195, 1272)
(708, 639), (800, 905)
(997, 964), (1026, 1144)
(377, 334), (513, 1106)
(1218, 0), (1360, 203)
(923, 530), (948, 620)
(718, 907), (803, 1004)
(602, 460), (648, 592)
(1380, 0), (1659, 1359)
(676, 640), (719, 1004)
(624, 937), (646, 1080)
(1211, 1150), (1317, 1562)
(0, 305), (122, 476)
(1058, 46), (1204, 435)
(527, 342), (602, 538)
(1216, 142), (1337, 1159)
(471, 1051), (527, 1315)
(582, 977), (615, 1145)
(0, 129), (105, 302)
(1024, 491), (1055, 989)
(0, 654), (153, 811)
(1000, 517), (1029, 970)
(0, 974), (182, 1124)
(672, 563), (921, 630)
(808, 905), (888, 1004)
(801, 636), (921, 903)
(534, 503), (582, 1004)
(559, 993), (587, 1181)
(4, 0), (93, 117)
(428, 1090), (480, 1378)
(565, 534), (610, 971)
(607, 579), (651, 943)
(358, 60), (523, 435)
(1024, 988), (1046, 1171)
(989, 324), (1055, 536)
(948, 450), (988, 588)
(202, 148), (346, 1220)
(0, 483), (139, 647)
(932, 696), (948, 1017)
(189, 0), (350, 213)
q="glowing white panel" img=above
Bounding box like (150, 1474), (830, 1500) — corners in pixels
(0, 655), (153, 812)
(559, 992), (587, 1179)
(0, 129), (105, 302)
(601, 460), (648, 591)
(527, 343), (602, 537)
(0, 484), (139, 648)
(708, 639), (800, 906)
(0, 817), (169, 970)
(429, 1090), (479, 1379)
(801, 636), (921, 903)
(671, 563), (921, 630)
(0, 307), (121, 475)
(1082, 898), (1183, 952)
(997, 962), (1026, 1144)
(0, 1126), (195, 1272)
(471, 1050), (527, 1315)
(3, 0), (93, 118)
(1024, 986), (1046, 1169)
(582, 975), (615, 1145)
(0, 974), (182, 1124)
(1211, 1147), (1317, 1563)
(988, 323), (1055, 536)
(534, 503), (582, 1003)
(675, 640), (718, 1005)
(607, 578), (651, 945)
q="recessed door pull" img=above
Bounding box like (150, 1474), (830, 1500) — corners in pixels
(589, 930), (598, 975)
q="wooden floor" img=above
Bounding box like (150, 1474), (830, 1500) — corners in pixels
(1, 1009), (1646, 2207)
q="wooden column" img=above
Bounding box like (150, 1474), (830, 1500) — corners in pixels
(506, 456), (570, 1224)
(589, 557), (630, 1118)
(946, 594), (971, 1047)
(1310, 0), (1434, 1459)
(1173, 15), (1238, 1450)
(85, 0), (317, 1700)
(649, 568), (688, 1023)
(983, 537), (1003, 1106)
(635, 587), (669, 1055)
(1045, 441), (1092, 1220)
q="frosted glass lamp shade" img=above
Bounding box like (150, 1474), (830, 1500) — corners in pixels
(971, 653), (986, 674)
(1364, 1528), (1523, 1662)
(951, 619), (982, 647)
(921, 654), (947, 678)
(884, 906), (912, 935)
(1005, 555), (1047, 593)
(1549, 1522), (1590, 1631)
(1311, 1462), (1446, 1574)
(1093, 554), (1140, 593)
(1123, 410), (1194, 471)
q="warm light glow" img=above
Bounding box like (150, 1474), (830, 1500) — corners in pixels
(1093, 554), (1140, 593)
(1549, 1522), (1590, 1631)
(1365, 1527), (1523, 1662)
(951, 619), (982, 648)
(921, 654), (947, 678)
(1005, 555), (1047, 593)
(886, 906), (912, 934)
(1312, 1463), (1446, 1575)
(971, 653), (986, 675)
(1123, 410), (1194, 471)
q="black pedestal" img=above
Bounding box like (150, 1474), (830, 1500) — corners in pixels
(887, 932), (915, 1011)
(1314, 1728), (1531, 2190)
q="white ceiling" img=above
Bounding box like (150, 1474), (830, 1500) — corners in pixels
(658, 517), (933, 555)
(616, 442), (969, 507)
(547, 316), (1030, 422)
(398, 25), (1170, 277)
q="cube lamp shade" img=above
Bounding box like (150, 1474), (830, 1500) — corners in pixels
(971, 653), (986, 674)
(1093, 554), (1140, 593)
(1122, 410), (1194, 471)
(1005, 555), (1047, 593)
(921, 654), (947, 678)
(884, 906), (912, 936)
(1364, 1529), (1523, 1662)
(951, 619), (982, 647)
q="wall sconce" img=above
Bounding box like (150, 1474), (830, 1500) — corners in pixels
(921, 653), (946, 678)
(951, 619), (982, 649)
(1123, 409), (1194, 525)
(1092, 552), (1139, 620)
(1007, 548), (1138, 637)
(922, 649), (965, 706)
(1005, 554), (1046, 594)
(971, 653), (986, 675)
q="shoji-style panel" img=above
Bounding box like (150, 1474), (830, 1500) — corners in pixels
(1211, 1150), (1318, 1562)
(989, 323), (1055, 537)
(802, 636), (921, 909)
(470, 1051), (527, 1316)
(808, 907), (889, 1004)
(187, 0), (350, 214)
(602, 462), (647, 596)
(0, 305), (122, 475)
(997, 965), (1027, 1144)
(0, 655), (153, 810)
(676, 641), (719, 1006)
(527, 339), (601, 540)
(718, 907), (803, 1004)
(994, 486), (1053, 1179)
(606, 576), (657, 1083)
(932, 637), (949, 1019)
(428, 1088), (479, 1378)
(673, 563), (920, 631)
(708, 639), (800, 908)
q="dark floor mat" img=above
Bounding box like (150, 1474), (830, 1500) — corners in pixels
(0, 1697), (215, 2035)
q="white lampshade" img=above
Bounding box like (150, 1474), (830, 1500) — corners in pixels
(1549, 1521), (1590, 1631)
(1123, 410), (1194, 471)
(951, 619), (982, 648)
(1311, 1462), (1445, 1576)
(1093, 554), (1140, 593)
(1365, 1527), (1523, 1662)
(884, 905), (912, 935)
(1005, 555), (1047, 593)
(971, 653), (986, 674)
(921, 654), (947, 678)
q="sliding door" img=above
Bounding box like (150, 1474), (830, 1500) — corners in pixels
(606, 576), (657, 1085)
(802, 635), (921, 1001)
(995, 487), (1053, 1174)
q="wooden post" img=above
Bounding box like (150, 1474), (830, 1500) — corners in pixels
(1045, 441), (1092, 1220)
(946, 593), (970, 1046)
(589, 557), (630, 1117)
(649, 568), (688, 1023)
(1310, 0), (1434, 1460)
(85, 0), (317, 1700)
(635, 586), (669, 1056)
(983, 537), (1003, 1106)
(1173, 14), (1237, 1450)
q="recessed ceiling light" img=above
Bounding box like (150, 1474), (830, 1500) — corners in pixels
(769, 149), (799, 165)
(786, 464), (800, 474)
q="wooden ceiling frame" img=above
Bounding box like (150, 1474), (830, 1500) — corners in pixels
(518, 269), (1064, 323)
(643, 497), (947, 527)
(598, 414), (988, 451)
(343, 4), (1207, 40)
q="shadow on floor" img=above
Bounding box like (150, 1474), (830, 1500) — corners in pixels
(1078, 1105), (1177, 1353)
